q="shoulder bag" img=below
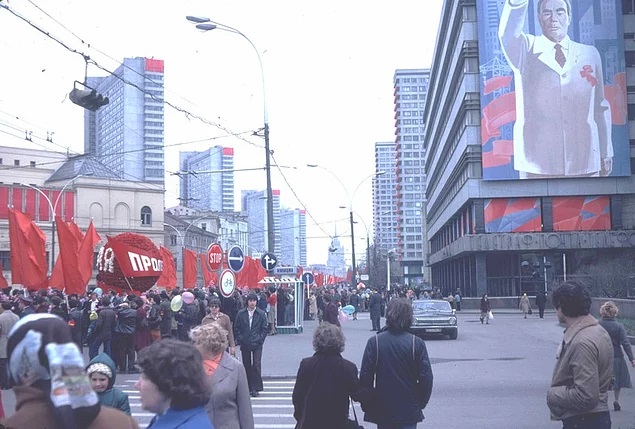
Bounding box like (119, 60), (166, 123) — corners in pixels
(347, 397), (364, 429)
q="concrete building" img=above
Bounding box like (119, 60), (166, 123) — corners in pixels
(84, 57), (165, 184)
(279, 208), (307, 267)
(0, 146), (165, 285)
(179, 146), (234, 211)
(326, 235), (346, 277)
(423, 1), (635, 297)
(393, 69), (430, 286)
(241, 189), (281, 256)
(373, 142), (398, 254)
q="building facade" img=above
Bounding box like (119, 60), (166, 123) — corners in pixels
(326, 235), (346, 277)
(393, 69), (430, 286)
(279, 208), (307, 267)
(0, 146), (165, 286)
(179, 146), (234, 211)
(85, 57), (165, 184)
(424, 0), (635, 297)
(241, 189), (281, 256)
(373, 141), (398, 254)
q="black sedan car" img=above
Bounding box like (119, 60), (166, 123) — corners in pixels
(411, 299), (458, 340)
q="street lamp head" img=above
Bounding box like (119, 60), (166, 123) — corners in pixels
(186, 15), (211, 23)
(376, 171), (386, 176)
(196, 23), (217, 31)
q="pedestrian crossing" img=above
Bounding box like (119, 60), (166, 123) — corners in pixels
(116, 378), (366, 428)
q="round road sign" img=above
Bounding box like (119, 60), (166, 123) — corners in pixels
(219, 269), (236, 298)
(207, 243), (223, 270)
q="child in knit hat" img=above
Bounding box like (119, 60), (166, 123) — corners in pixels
(86, 353), (131, 415)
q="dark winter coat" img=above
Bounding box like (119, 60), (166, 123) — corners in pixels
(369, 293), (382, 319)
(535, 291), (547, 309)
(234, 307), (268, 350)
(292, 351), (360, 429)
(95, 307), (117, 341)
(68, 307), (84, 347)
(323, 302), (340, 327)
(359, 329), (433, 426)
(159, 298), (173, 337)
(114, 306), (138, 335)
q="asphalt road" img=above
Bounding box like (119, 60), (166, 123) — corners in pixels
(2, 310), (634, 429)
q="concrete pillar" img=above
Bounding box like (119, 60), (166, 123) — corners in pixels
(475, 252), (487, 296)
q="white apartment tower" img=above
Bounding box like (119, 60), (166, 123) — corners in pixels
(241, 189), (281, 256)
(179, 146), (234, 211)
(279, 208), (307, 267)
(373, 142), (398, 254)
(393, 68), (430, 286)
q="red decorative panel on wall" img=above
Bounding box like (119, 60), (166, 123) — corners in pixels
(484, 198), (542, 233)
(63, 191), (75, 221)
(0, 187), (9, 218)
(552, 196), (611, 231)
(39, 192), (50, 221)
(11, 188), (22, 211)
(24, 189), (36, 218)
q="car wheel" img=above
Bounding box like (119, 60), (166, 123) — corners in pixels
(449, 330), (458, 340)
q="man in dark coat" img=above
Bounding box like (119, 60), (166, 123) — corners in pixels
(234, 293), (268, 397)
(349, 290), (360, 320)
(322, 294), (340, 327)
(535, 290), (547, 319)
(113, 301), (137, 373)
(359, 298), (433, 427)
(369, 288), (382, 331)
(89, 296), (117, 360)
(158, 291), (173, 338)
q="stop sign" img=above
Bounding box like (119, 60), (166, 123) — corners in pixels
(207, 243), (223, 270)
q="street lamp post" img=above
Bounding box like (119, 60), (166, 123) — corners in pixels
(22, 175), (89, 273)
(186, 16), (275, 255)
(307, 164), (384, 288)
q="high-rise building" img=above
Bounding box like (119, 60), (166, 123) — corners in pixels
(326, 235), (346, 277)
(373, 142), (398, 254)
(84, 57), (165, 184)
(393, 69), (430, 286)
(424, 1), (634, 297)
(241, 189), (281, 256)
(179, 146), (234, 211)
(279, 208), (307, 267)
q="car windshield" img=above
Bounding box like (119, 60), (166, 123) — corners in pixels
(413, 301), (451, 312)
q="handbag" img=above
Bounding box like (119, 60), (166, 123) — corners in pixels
(528, 308), (533, 315)
(346, 398), (364, 429)
(488, 311), (494, 320)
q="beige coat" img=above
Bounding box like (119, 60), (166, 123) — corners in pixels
(547, 315), (613, 421)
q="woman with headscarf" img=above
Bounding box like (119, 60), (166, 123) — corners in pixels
(519, 293), (531, 319)
(135, 338), (213, 428)
(190, 323), (254, 429)
(598, 301), (635, 411)
(1, 313), (138, 429)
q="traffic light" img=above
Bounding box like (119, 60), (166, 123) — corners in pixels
(69, 84), (109, 111)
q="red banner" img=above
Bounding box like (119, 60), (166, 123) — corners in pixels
(107, 235), (163, 277)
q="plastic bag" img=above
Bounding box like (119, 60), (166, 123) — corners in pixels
(488, 311), (494, 320)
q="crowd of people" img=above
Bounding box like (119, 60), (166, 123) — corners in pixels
(0, 281), (631, 429)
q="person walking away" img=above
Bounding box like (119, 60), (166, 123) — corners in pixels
(454, 291), (461, 311)
(190, 323), (254, 429)
(359, 298), (433, 428)
(90, 296), (116, 360)
(113, 301), (138, 374)
(369, 288), (382, 331)
(547, 281), (613, 429)
(349, 289), (360, 320)
(535, 290), (547, 318)
(135, 339), (213, 428)
(158, 291), (173, 339)
(146, 294), (163, 344)
(234, 293), (268, 397)
(87, 352), (131, 415)
(308, 292), (317, 321)
(68, 298), (85, 351)
(598, 300), (635, 412)
(0, 301), (18, 390)
(519, 293), (531, 318)
(176, 291), (199, 342)
(1, 314), (138, 429)
(202, 298), (236, 356)
(293, 323), (360, 429)
(322, 294), (340, 327)
(480, 294), (491, 324)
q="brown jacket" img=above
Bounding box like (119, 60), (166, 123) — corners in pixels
(202, 311), (235, 348)
(547, 315), (613, 421)
(0, 386), (139, 429)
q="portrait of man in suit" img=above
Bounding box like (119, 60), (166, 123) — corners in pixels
(499, 0), (613, 178)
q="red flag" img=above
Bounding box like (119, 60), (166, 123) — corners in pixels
(55, 217), (84, 294)
(49, 259), (64, 288)
(8, 208), (48, 289)
(78, 222), (100, 286)
(200, 253), (214, 287)
(0, 264), (8, 289)
(157, 246), (177, 290)
(183, 249), (198, 288)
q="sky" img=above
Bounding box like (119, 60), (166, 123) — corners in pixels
(0, 0), (444, 265)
